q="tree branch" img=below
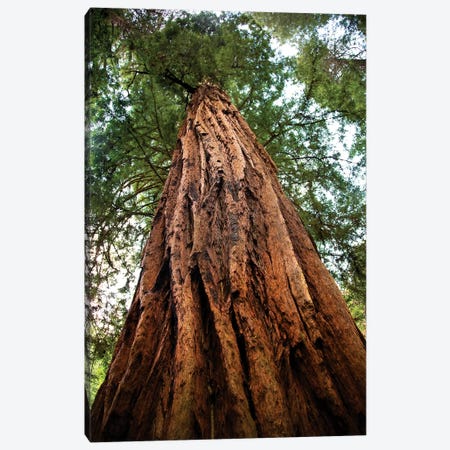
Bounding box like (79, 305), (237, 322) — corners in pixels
(126, 123), (166, 184)
(292, 154), (354, 165)
(163, 69), (196, 93)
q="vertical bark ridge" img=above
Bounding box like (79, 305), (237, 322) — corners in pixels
(89, 83), (366, 441)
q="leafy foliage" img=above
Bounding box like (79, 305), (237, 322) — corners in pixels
(85, 8), (367, 400)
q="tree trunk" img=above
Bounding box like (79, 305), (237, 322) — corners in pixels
(88, 83), (366, 441)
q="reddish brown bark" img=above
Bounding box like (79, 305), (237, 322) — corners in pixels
(88, 83), (366, 441)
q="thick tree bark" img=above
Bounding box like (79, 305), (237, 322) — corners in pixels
(89, 83), (366, 441)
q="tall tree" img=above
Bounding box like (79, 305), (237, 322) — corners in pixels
(89, 83), (365, 441)
(85, 7), (366, 406)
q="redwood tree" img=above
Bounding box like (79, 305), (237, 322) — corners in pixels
(89, 83), (365, 441)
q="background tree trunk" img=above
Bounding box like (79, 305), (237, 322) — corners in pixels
(88, 83), (366, 441)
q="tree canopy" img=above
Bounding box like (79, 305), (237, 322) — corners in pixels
(85, 8), (366, 404)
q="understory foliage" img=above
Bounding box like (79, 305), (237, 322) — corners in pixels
(85, 8), (366, 403)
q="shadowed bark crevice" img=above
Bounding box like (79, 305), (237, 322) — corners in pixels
(229, 303), (260, 434)
(190, 264), (218, 438)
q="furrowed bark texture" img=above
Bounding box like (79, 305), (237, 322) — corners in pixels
(89, 83), (366, 441)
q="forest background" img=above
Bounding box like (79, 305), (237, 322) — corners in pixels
(1, 1), (449, 450)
